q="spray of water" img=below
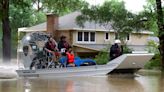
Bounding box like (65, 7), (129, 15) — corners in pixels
(0, 32), (50, 79)
(0, 59), (19, 79)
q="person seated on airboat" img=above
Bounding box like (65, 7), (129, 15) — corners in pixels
(44, 35), (59, 68)
(26, 34), (95, 69)
(58, 36), (71, 55)
(59, 47), (75, 67)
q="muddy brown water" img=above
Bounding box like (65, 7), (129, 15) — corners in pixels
(0, 70), (163, 92)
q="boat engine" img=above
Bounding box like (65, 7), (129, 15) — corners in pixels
(19, 32), (51, 69)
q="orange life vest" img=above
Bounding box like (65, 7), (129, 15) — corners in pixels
(66, 52), (74, 63)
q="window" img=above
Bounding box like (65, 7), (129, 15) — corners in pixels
(105, 33), (109, 40)
(77, 32), (95, 43)
(84, 32), (89, 41)
(126, 34), (130, 41)
(90, 32), (95, 42)
(78, 32), (82, 41)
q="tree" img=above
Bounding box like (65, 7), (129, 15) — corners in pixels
(0, 0), (87, 62)
(155, 0), (164, 69)
(33, 0), (88, 15)
(9, 1), (46, 52)
(0, 0), (11, 62)
(140, 0), (158, 36)
(0, 0), (33, 61)
(76, 0), (146, 44)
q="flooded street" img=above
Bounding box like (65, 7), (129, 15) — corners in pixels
(0, 71), (163, 92)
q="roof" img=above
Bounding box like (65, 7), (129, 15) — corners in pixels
(23, 23), (46, 32)
(74, 44), (147, 51)
(22, 11), (111, 32)
(20, 11), (153, 34)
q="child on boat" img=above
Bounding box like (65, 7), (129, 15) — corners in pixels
(66, 47), (75, 67)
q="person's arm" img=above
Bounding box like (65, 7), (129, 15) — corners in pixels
(44, 48), (52, 53)
(54, 47), (59, 52)
(68, 43), (71, 48)
(54, 41), (59, 52)
(51, 39), (58, 51)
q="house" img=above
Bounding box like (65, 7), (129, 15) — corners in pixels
(18, 11), (153, 57)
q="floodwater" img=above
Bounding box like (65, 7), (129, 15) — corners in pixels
(0, 70), (163, 92)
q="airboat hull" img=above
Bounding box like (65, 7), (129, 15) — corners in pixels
(16, 65), (114, 77)
(16, 53), (154, 77)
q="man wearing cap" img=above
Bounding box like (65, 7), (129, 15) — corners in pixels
(58, 36), (71, 55)
(44, 36), (59, 68)
(109, 39), (123, 60)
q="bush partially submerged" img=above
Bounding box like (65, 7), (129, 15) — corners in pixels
(122, 45), (133, 54)
(144, 54), (161, 69)
(94, 44), (132, 65)
(144, 41), (161, 69)
(94, 45), (110, 65)
(95, 50), (109, 65)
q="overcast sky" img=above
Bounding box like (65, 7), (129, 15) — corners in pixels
(85, 0), (147, 13)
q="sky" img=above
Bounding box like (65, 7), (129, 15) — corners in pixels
(85, 0), (147, 13)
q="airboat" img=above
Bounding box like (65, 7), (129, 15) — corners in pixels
(16, 32), (154, 77)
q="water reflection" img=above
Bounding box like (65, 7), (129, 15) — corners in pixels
(107, 76), (144, 92)
(0, 73), (163, 92)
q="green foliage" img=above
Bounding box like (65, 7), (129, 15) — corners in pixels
(94, 49), (109, 65)
(0, 0), (88, 59)
(146, 40), (159, 54)
(9, 1), (46, 53)
(139, 0), (164, 36)
(122, 45), (133, 54)
(144, 40), (161, 69)
(9, 1), (46, 28)
(144, 54), (161, 69)
(139, 0), (158, 36)
(0, 22), (2, 48)
(94, 44), (111, 65)
(76, 0), (148, 42)
(94, 44), (133, 65)
(141, 0), (164, 69)
(35, 0), (88, 15)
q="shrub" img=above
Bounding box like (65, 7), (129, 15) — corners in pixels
(94, 43), (134, 65)
(94, 47), (109, 65)
(144, 54), (161, 69)
(144, 40), (161, 69)
(122, 45), (133, 54)
(94, 44), (112, 65)
(146, 40), (159, 54)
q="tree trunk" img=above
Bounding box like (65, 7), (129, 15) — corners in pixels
(1, 0), (11, 62)
(155, 0), (164, 69)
